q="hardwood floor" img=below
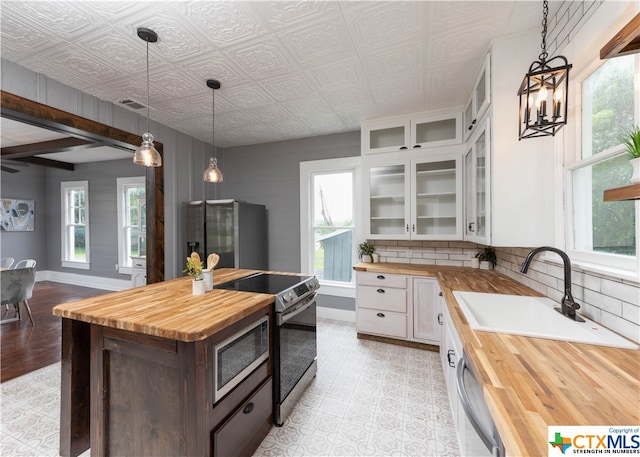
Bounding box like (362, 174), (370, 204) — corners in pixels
(0, 281), (109, 382)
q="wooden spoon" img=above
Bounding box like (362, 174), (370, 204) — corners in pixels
(207, 253), (220, 271)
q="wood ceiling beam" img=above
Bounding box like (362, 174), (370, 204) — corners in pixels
(1, 137), (98, 159)
(15, 156), (75, 171)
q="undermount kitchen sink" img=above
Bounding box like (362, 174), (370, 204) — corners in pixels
(452, 291), (638, 350)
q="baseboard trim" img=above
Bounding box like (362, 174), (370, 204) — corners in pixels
(36, 270), (130, 291)
(357, 332), (440, 352)
(317, 306), (355, 322)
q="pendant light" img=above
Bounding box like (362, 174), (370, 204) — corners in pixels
(133, 27), (162, 167)
(203, 79), (223, 183)
(517, 0), (572, 140)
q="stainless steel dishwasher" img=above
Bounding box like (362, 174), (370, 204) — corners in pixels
(456, 351), (505, 457)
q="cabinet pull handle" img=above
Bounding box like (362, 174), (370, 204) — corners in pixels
(400, 146), (408, 150)
(376, 313), (385, 318)
(413, 144), (422, 148)
(468, 125), (473, 130)
(376, 275), (385, 280)
(376, 289), (385, 293)
(468, 221), (475, 232)
(447, 350), (456, 367)
(406, 224), (409, 232)
(243, 402), (255, 414)
(437, 313), (443, 325)
(412, 224), (415, 232)
(472, 119), (477, 125)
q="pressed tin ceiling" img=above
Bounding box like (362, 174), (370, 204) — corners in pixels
(0, 1), (556, 149)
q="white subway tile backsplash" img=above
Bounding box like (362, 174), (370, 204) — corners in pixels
(584, 289), (622, 316)
(623, 302), (640, 325)
(601, 280), (640, 306)
(370, 241), (639, 343)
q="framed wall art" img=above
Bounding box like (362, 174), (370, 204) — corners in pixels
(1, 198), (35, 231)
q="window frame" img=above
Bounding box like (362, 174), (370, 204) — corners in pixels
(564, 55), (639, 278)
(300, 157), (361, 298)
(116, 176), (146, 275)
(61, 180), (90, 270)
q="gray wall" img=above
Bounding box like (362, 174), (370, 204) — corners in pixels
(221, 132), (360, 273)
(0, 162), (47, 268)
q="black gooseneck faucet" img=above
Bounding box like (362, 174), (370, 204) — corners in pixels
(520, 246), (585, 322)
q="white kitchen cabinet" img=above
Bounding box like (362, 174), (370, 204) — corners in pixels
(361, 111), (462, 155)
(463, 116), (491, 245)
(364, 153), (463, 240)
(356, 271), (442, 346)
(412, 277), (440, 344)
(439, 292), (464, 447)
(356, 271), (408, 339)
(131, 256), (147, 288)
(463, 54), (491, 141)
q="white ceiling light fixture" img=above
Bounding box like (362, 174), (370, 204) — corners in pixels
(133, 27), (162, 167)
(203, 79), (223, 183)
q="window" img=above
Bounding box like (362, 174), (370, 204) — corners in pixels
(61, 181), (90, 269)
(567, 54), (638, 273)
(117, 177), (146, 274)
(300, 157), (361, 297)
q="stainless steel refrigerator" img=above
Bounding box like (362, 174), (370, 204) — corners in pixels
(184, 199), (267, 270)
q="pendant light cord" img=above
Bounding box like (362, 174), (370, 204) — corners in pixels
(212, 83), (215, 159)
(146, 40), (150, 134)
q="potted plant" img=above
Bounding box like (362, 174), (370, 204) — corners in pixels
(184, 254), (205, 295)
(475, 246), (497, 270)
(622, 125), (640, 182)
(357, 240), (376, 263)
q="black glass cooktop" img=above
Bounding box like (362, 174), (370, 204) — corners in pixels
(216, 273), (311, 295)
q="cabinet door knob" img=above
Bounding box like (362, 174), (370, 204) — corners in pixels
(376, 275), (385, 280)
(243, 402), (255, 414)
(376, 313), (385, 318)
(438, 292), (443, 297)
(437, 313), (443, 325)
(468, 125), (473, 131)
(472, 119), (477, 125)
(376, 288), (385, 293)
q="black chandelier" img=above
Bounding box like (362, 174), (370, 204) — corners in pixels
(518, 0), (572, 140)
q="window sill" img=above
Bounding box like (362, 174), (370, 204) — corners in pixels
(541, 254), (639, 285)
(61, 261), (90, 270)
(318, 282), (355, 299)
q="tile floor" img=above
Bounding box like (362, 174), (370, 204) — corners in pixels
(0, 318), (459, 456)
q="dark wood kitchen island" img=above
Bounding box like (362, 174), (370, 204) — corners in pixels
(53, 268), (275, 457)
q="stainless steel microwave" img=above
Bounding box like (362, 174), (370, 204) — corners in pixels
(213, 315), (269, 402)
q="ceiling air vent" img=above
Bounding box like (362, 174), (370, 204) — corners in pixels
(118, 98), (147, 111)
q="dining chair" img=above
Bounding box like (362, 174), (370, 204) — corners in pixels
(1, 257), (14, 269)
(0, 267), (36, 325)
(13, 259), (36, 269)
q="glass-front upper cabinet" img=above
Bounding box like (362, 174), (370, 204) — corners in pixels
(364, 155), (463, 240)
(463, 54), (491, 141)
(361, 119), (411, 155)
(365, 161), (411, 239)
(412, 158), (462, 239)
(463, 117), (491, 244)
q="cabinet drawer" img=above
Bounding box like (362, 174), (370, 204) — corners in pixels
(212, 378), (272, 457)
(357, 308), (407, 338)
(358, 285), (407, 312)
(357, 271), (406, 288)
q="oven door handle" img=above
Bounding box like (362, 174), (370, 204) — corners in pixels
(278, 294), (316, 325)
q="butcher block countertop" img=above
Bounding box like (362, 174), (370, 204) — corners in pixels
(53, 268), (277, 342)
(355, 262), (640, 457)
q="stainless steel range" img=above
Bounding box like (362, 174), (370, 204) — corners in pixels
(216, 273), (320, 426)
